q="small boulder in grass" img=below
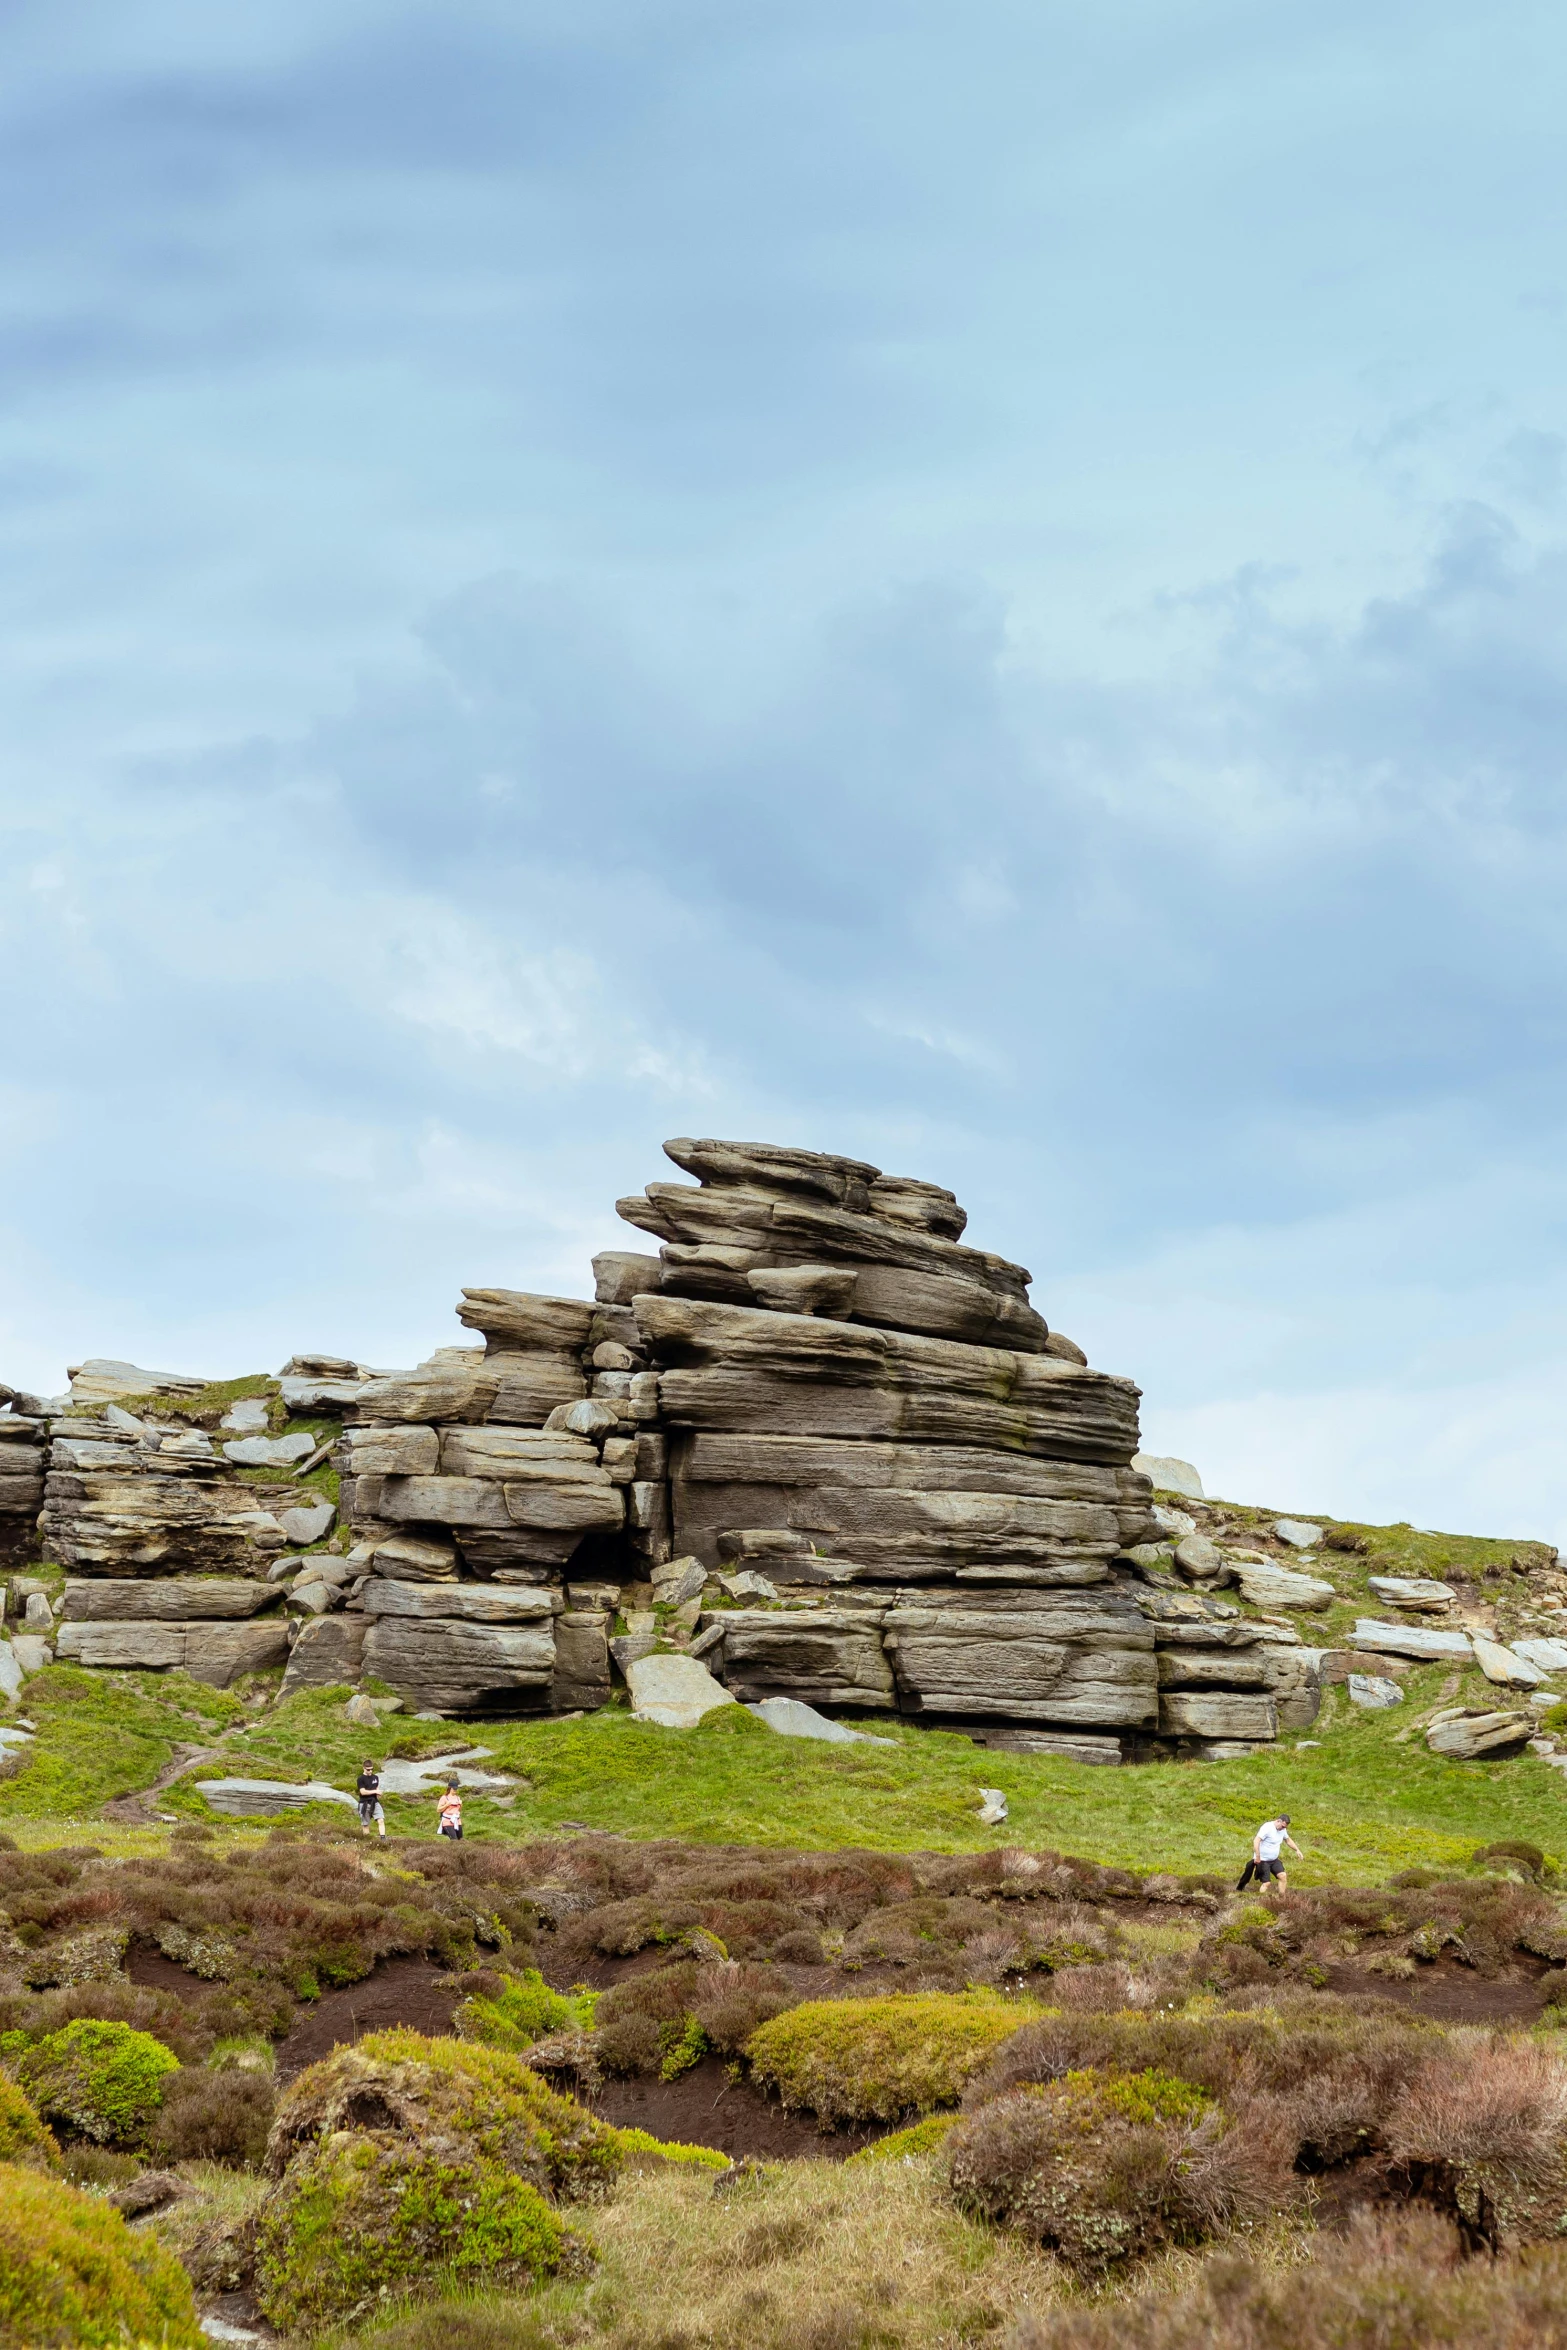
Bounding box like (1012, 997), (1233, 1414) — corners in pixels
(343, 1692), (380, 1727)
(1347, 1674), (1404, 1709)
(1273, 1519), (1324, 1549)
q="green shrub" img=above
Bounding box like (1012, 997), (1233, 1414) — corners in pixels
(0, 2160), (204, 2348)
(455, 1968), (595, 2052)
(257, 2138), (587, 2331)
(268, 2027), (622, 2203)
(0, 2075), (58, 2171)
(848, 2111), (961, 2164)
(17, 2019), (180, 2145)
(745, 1992), (1040, 2123)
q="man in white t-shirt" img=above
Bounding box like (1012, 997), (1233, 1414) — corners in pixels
(1251, 1814), (1302, 1893)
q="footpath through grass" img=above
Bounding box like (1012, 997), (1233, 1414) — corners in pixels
(6, 1659), (1567, 1881)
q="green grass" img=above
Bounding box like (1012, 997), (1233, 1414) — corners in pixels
(0, 1666), (244, 1824)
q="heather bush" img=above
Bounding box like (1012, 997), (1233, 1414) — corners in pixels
(1383, 2037), (1567, 2248)
(746, 1992), (1038, 2123)
(595, 1958), (797, 2078)
(17, 2018), (179, 2145)
(1002, 2208), (1567, 2349)
(0, 2160), (204, 2349)
(145, 2061), (274, 2167)
(949, 2066), (1291, 2276)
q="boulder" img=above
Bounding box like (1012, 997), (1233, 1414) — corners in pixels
(278, 1503), (335, 1546)
(0, 1641), (21, 1702)
(1368, 1576), (1455, 1610)
(184, 1619), (292, 1686)
(1351, 1619), (1473, 1660)
(1158, 1691), (1277, 1740)
(625, 1651), (737, 1727)
(280, 1615), (368, 1697)
(1131, 1455), (1203, 1497)
(221, 1399), (271, 1433)
(593, 1250), (665, 1306)
(1426, 1708), (1533, 1759)
(1347, 1675), (1403, 1708)
(1272, 1520), (1324, 1549)
(362, 1617), (556, 1713)
(1228, 1558), (1334, 1609)
(1471, 1636), (1546, 1689)
(1173, 1534), (1226, 1582)
(552, 1611), (611, 1710)
(747, 1697), (896, 1745)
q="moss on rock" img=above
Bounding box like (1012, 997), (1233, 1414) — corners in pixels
(255, 2138), (588, 2332)
(17, 2019), (180, 2145)
(0, 2160), (203, 2349)
(268, 2026), (622, 2200)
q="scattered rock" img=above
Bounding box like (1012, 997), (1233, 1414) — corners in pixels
(1230, 1560), (1335, 1611)
(343, 1693), (381, 1727)
(977, 1789), (1008, 1824)
(223, 1432), (319, 1467)
(1512, 1637), (1567, 1673)
(1347, 1674), (1404, 1708)
(1352, 1618), (1473, 1660)
(9, 1636), (51, 1675)
(746, 1697), (896, 1745)
(1472, 1635), (1546, 1688)
(1173, 1534), (1226, 1582)
(719, 1569), (779, 1602)
(1272, 1519), (1324, 1549)
(625, 1652), (737, 1727)
(1426, 1708), (1533, 1760)
(1368, 1575), (1456, 1610)
(220, 1398), (271, 1433)
(278, 1503), (336, 1546)
(1132, 1455), (1203, 1497)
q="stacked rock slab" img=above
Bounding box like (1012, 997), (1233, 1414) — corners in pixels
(2, 1138), (1321, 1753)
(0, 1398), (45, 1573)
(613, 1139), (1174, 1746)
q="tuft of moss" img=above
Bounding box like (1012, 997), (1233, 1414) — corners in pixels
(0, 2075), (58, 2171)
(745, 1992), (1040, 2124)
(848, 2110), (962, 2164)
(255, 2138), (587, 2332)
(455, 1967), (595, 2052)
(17, 2019), (180, 2146)
(612, 2125), (730, 2170)
(0, 2159), (204, 2348)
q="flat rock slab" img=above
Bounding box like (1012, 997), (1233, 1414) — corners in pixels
(374, 1748), (514, 1796)
(223, 1432), (319, 1466)
(1232, 1561), (1335, 1610)
(1159, 1690), (1277, 1740)
(1347, 1675), (1404, 1708)
(1352, 1619), (1473, 1660)
(363, 1579), (557, 1622)
(61, 1577), (279, 1622)
(1427, 1709), (1532, 1759)
(976, 1729), (1122, 1764)
(197, 1777), (356, 1816)
(1368, 1576), (1456, 1609)
(1272, 1520), (1324, 1549)
(626, 1651), (736, 1727)
(1472, 1635), (1546, 1688)
(746, 1697), (895, 1745)
(1512, 1637), (1567, 1673)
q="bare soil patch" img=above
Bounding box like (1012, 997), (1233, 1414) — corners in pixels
(275, 1955), (463, 2081)
(1321, 1953), (1551, 2026)
(583, 2051), (889, 2159)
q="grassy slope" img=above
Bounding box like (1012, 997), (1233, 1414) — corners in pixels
(6, 1501), (1565, 1880)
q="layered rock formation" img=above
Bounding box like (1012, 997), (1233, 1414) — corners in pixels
(0, 1138), (1323, 1756)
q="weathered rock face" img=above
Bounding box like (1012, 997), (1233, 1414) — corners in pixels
(2, 1136), (1336, 1754)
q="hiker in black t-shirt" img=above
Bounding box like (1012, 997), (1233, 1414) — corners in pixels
(356, 1761), (386, 1839)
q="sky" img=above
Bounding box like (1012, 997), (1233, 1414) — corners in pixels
(3, 0), (1567, 1539)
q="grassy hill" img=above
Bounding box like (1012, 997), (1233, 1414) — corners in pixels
(3, 1496), (1563, 1879)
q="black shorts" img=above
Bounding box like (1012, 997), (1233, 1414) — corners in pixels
(1254, 1857), (1285, 1881)
(439, 1822), (463, 1840)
